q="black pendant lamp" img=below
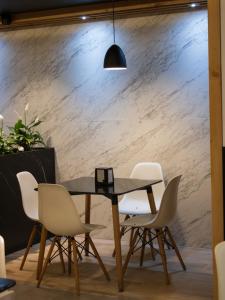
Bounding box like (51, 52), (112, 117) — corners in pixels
(104, 0), (127, 70)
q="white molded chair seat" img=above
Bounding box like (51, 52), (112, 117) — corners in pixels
(122, 213), (157, 227)
(83, 224), (105, 233)
(119, 162), (165, 215)
(215, 241), (225, 300)
(119, 191), (162, 215)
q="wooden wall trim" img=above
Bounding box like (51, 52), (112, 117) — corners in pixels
(208, 0), (224, 249)
(208, 0), (223, 298)
(0, 0), (207, 31)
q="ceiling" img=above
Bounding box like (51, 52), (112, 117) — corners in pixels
(0, 0), (109, 14)
(0, 0), (207, 30)
(0, 0), (207, 15)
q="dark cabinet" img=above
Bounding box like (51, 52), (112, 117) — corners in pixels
(0, 148), (55, 254)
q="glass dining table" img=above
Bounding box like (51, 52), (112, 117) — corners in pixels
(36, 176), (162, 292)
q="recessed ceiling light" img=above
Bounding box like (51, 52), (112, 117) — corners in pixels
(81, 16), (87, 20)
(190, 3), (198, 8)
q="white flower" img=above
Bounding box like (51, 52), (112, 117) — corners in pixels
(0, 114), (4, 130)
(24, 103), (29, 112)
(18, 146), (24, 152)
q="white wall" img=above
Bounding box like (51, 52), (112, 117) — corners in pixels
(0, 11), (210, 247)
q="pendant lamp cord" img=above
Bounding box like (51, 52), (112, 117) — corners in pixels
(112, 0), (116, 44)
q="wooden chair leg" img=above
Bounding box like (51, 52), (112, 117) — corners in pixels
(20, 224), (37, 270)
(112, 215), (129, 257)
(88, 236), (110, 281)
(68, 238), (72, 275)
(163, 229), (171, 250)
(111, 203), (124, 292)
(85, 194), (91, 256)
(165, 226), (186, 271)
(129, 227), (135, 248)
(37, 237), (57, 288)
(71, 238), (80, 296)
(122, 228), (139, 276)
(56, 238), (66, 273)
(148, 230), (156, 260)
(156, 229), (170, 284)
(36, 226), (48, 280)
(112, 226), (126, 258)
(140, 228), (147, 266)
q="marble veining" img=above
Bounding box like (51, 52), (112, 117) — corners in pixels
(0, 10), (210, 247)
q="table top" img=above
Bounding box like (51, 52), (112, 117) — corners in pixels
(61, 176), (162, 197)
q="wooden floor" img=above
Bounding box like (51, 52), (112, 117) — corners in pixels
(6, 238), (212, 300)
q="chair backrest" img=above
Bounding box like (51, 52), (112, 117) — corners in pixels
(120, 162), (165, 212)
(130, 162), (165, 201)
(152, 175), (182, 228)
(0, 235), (6, 278)
(16, 171), (39, 221)
(38, 184), (84, 236)
(215, 241), (225, 300)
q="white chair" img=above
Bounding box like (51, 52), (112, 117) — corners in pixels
(114, 162), (165, 260)
(16, 171), (39, 270)
(0, 236), (6, 279)
(37, 184), (110, 295)
(215, 241), (225, 300)
(0, 236), (15, 300)
(122, 176), (186, 284)
(119, 162), (165, 215)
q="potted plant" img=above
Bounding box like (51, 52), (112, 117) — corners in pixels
(8, 117), (45, 152)
(0, 104), (46, 154)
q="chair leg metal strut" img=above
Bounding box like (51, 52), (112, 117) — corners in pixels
(122, 226), (186, 284)
(37, 236), (110, 295)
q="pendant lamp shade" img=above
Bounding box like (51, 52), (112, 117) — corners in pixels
(103, 0), (127, 70)
(104, 44), (127, 70)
